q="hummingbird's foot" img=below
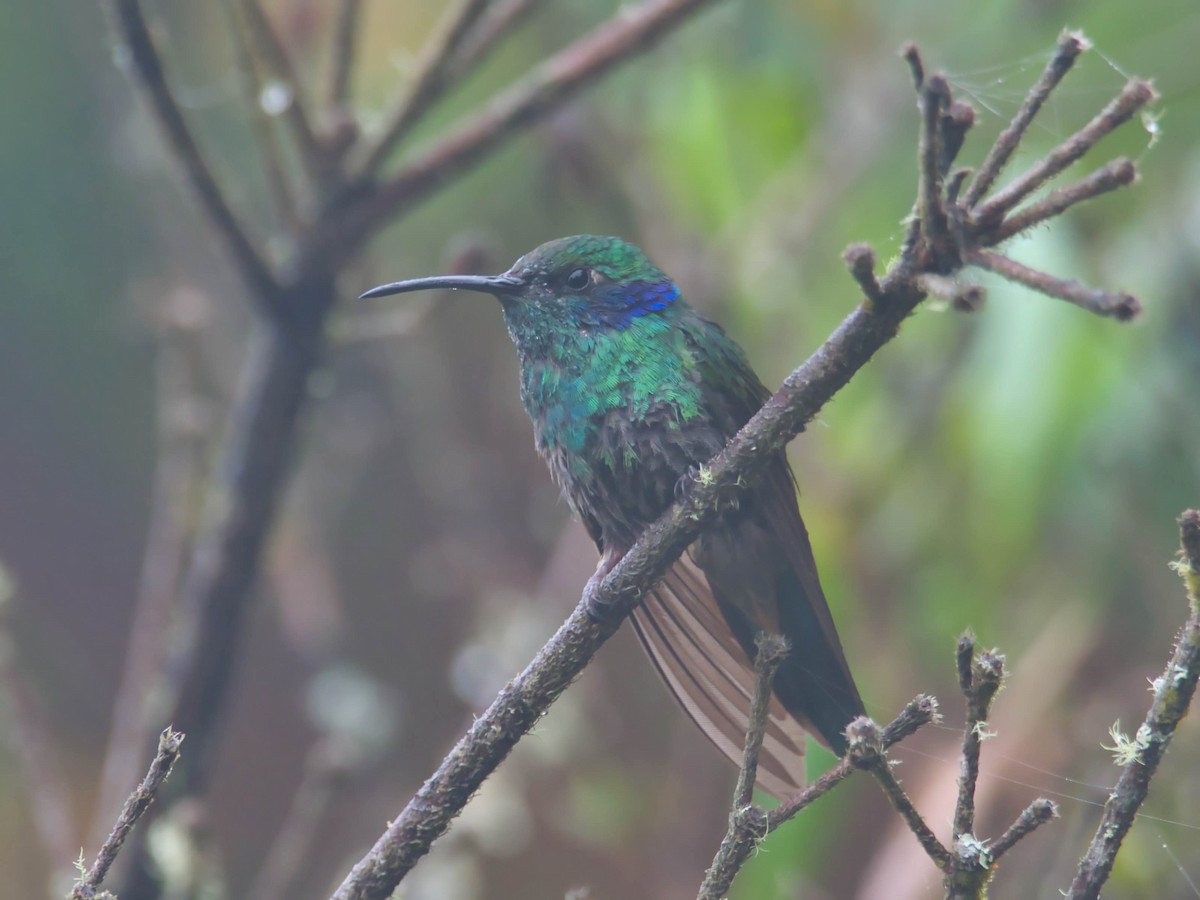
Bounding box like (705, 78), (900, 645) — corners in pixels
(674, 464), (702, 500)
(583, 549), (623, 624)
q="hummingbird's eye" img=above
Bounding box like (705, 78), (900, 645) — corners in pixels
(564, 267), (591, 290)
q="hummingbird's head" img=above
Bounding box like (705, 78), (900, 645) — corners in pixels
(360, 236), (682, 352)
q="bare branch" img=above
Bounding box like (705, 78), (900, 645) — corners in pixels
(1067, 510), (1200, 900)
(219, 0), (300, 230)
(325, 0), (722, 263)
(966, 248), (1141, 320)
(447, 0), (545, 78)
(917, 74), (952, 242)
(100, 0), (280, 311)
(989, 799), (1057, 862)
(962, 31), (1088, 208)
(236, 0), (324, 182)
(325, 0), (364, 113)
(952, 640), (1005, 841)
(971, 78), (1157, 226)
(248, 741), (355, 900)
(88, 294), (214, 854)
(70, 728), (185, 900)
(354, 0), (494, 177)
(985, 157), (1137, 244)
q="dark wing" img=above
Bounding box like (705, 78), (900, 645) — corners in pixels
(630, 551), (811, 799)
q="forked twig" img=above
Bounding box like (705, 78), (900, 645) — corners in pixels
(698, 697), (941, 900)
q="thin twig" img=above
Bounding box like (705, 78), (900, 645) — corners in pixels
(219, 0), (299, 230)
(0, 585), (76, 879)
(354, 0), (494, 177)
(446, 0), (545, 78)
(325, 0), (363, 113)
(945, 642), (1006, 900)
(88, 295), (214, 855)
(966, 248), (1141, 320)
(1066, 510), (1200, 900)
(697, 635), (789, 900)
(953, 642), (1004, 841)
(237, 0), (324, 182)
(972, 78), (1157, 225)
(849, 719), (953, 872)
(247, 741), (355, 900)
(984, 158), (1137, 244)
(101, 0), (280, 312)
(325, 0), (722, 265)
(843, 243), (884, 306)
(70, 728), (185, 900)
(990, 799), (1057, 862)
(962, 31), (1089, 208)
(917, 74), (951, 245)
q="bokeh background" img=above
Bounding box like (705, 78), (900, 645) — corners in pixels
(2, 0), (1199, 897)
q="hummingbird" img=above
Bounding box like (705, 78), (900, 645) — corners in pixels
(361, 235), (864, 798)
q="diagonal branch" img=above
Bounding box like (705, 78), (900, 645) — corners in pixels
(971, 78), (1156, 227)
(323, 0), (722, 265)
(330, 268), (931, 900)
(70, 729), (184, 900)
(330, 40), (1152, 900)
(353, 0), (494, 177)
(1066, 510), (1200, 900)
(447, 0), (545, 79)
(219, 0), (300, 230)
(962, 31), (1088, 208)
(966, 248), (1141, 320)
(324, 0), (364, 114)
(237, 0), (325, 183)
(100, 0), (280, 313)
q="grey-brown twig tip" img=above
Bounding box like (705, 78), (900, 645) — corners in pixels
(901, 43), (924, 89)
(991, 798), (1058, 861)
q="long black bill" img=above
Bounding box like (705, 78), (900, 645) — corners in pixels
(358, 273), (523, 300)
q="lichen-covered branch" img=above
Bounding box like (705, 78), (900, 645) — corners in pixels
(70, 729), (184, 900)
(1066, 510), (1200, 900)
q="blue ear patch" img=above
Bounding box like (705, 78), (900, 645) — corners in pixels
(580, 281), (680, 329)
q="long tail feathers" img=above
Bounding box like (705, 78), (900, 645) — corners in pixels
(629, 552), (811, 800)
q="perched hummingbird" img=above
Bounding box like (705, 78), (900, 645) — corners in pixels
(362, 235), (864, 798)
